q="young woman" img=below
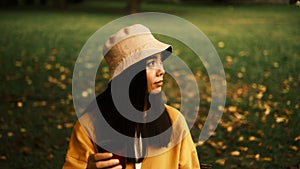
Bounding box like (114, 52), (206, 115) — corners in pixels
(62, 24), (200, 169)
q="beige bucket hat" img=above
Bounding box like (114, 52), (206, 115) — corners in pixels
(103, 24), (172, 80)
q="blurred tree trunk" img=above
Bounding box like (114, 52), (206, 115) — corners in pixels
(53, 0), (67, 9)
(128, 0), (141, 13)
(40, 0), (47, 5)
(25, 0), (34, 5)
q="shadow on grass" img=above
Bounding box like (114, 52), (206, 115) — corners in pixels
(0, 0), (189, 16)
(0, 1), (129, 15)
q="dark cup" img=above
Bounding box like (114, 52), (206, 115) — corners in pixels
(97, 140), (127, 169)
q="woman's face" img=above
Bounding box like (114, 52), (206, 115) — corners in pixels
(146, 53), (165, 94)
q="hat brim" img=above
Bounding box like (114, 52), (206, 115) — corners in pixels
(109, 37), (172, 80)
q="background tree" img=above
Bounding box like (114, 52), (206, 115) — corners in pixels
(128, 0), (141, 13)
(0, 0), (18, 7)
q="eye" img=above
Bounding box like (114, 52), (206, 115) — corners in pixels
(146, 60), (156, 68)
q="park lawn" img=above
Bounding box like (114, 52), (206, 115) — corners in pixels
(0, 2), (299, 169)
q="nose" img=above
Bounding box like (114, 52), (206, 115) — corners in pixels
(156, 65), (165, 77)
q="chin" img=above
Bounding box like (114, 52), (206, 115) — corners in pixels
(149, 88), (162, 94)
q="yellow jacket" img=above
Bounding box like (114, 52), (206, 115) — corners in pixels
(62, 105), (200, 169)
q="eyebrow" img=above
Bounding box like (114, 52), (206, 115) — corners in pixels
(147, 53), (162, 60)
(147, 55), (157, 60)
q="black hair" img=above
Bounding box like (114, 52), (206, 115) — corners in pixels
(94, 56), (172, 163)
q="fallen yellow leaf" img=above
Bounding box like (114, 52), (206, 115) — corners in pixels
(249, 136), (258, 141)
(215, 158), (226, 165)
(289, 145), (298, 151)
(228, 106), (237, 112)
(230, 151), (240, 156)
(275, 117), (287, 123)
(262, 157), (272, 162)
(218, 41), (225, 48)
(64, 123), (74, 128)
(294, 135), (300, 141)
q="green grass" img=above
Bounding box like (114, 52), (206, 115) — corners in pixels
(0, 1), (299, 169)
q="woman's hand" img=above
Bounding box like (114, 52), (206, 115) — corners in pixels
(87, 152), (122, 169)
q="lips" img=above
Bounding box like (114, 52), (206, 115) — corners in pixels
(154, 80), (163, 86)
